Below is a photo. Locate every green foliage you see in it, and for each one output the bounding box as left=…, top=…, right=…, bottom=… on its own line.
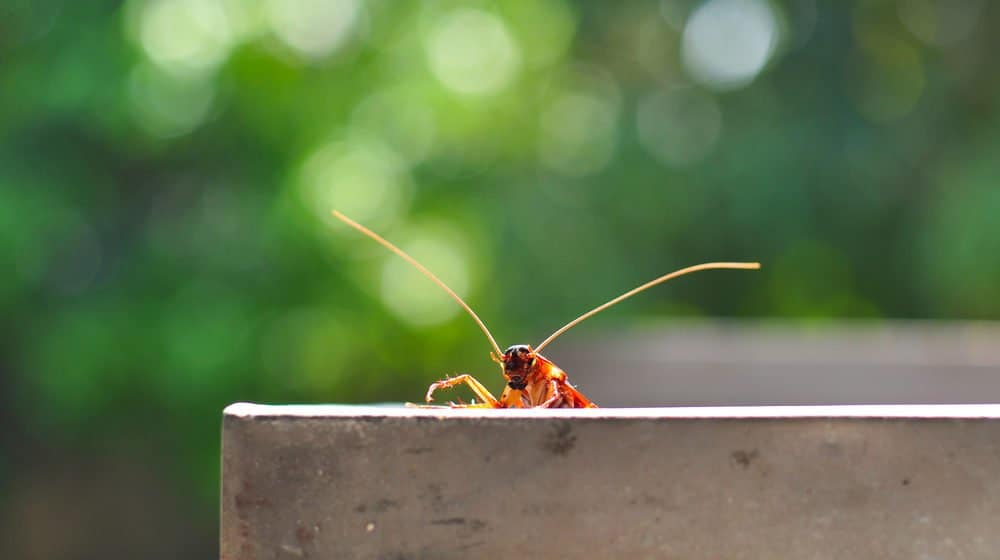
left=2, top=0, right=999, bottom=536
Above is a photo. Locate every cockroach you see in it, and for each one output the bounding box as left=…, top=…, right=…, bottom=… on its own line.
left=332, top=210, right=759, bottom=408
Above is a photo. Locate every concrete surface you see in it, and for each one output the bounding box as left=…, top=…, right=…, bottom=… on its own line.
left=222, top=403, right=1000, bottom=559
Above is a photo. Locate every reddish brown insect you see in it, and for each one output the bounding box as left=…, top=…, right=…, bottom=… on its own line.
left=332, top=210, right=759, bottom=408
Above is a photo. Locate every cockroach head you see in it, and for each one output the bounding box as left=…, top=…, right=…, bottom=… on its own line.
left=500, top=344, right=535, bottom=390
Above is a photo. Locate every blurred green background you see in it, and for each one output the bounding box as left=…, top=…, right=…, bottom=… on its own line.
left=2, top=0, right=999, bottom=557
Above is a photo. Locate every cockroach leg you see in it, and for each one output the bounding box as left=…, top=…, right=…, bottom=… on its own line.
left=425, top=374, right=499, bottom=407
left=539, top=380, right=562, bottom=408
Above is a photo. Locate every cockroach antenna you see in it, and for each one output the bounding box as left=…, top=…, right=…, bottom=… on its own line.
left=333, top=209, right=760, bottom=409
left=331, top=210, right=504, bottom=358
left=533, top=262, right=761, bottom=352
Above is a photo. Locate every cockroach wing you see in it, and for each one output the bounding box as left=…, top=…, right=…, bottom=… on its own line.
left=562, top=383, right=596, bottom=408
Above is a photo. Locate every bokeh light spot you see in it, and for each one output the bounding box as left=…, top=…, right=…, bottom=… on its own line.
left=681, top=0, right=780, bottom=91
left=897, top=0, right=983, bottom=47
left=138, top=0, right=233, bottom=76
left=265, top=0, right=362, bottom=59
left=539, top=92, right=618, bottom=176
left=426, top=9, right=521, bottom=95
left=380, top=227, right=470, bottom=326
left=351, top=89, right=437, bottom=166
left=502, top=0, right=576, bottom=69
left=637, top=89, right=723, bottom=167
left=847, top=37, right=925, bottom=123
left=298, top=137, right=408, bottom=227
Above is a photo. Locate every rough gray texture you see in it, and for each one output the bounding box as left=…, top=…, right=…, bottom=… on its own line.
left=222, top=404, right=1000, bottom=559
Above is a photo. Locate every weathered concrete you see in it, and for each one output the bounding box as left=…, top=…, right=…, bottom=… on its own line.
left=222, top=404, right=1000, bottom=559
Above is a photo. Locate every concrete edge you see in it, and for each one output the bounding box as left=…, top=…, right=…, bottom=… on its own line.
left=223, top=402, right=1000, bottom=419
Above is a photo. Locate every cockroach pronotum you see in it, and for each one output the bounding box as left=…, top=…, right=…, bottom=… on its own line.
left=332, top=210, right=759, bottom=408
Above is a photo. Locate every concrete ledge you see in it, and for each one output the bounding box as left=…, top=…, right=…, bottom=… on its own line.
left=222, top=404, right=1000, bottom=559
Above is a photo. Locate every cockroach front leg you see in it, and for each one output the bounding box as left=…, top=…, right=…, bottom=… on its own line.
left=425, top=374, right=500, bottom=408
left=538, top=380, right=564, bottom=408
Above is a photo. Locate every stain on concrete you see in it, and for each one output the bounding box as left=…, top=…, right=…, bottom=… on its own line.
left=295, top=524, right=316, bottom=544
left=731, top=449, right=758, bottom=469
left=355, top=499, right=399, bottom=514
left=374, top=499, right=399, bottom=512
left=403, top=447, right=434, bottom=455
left=421, top=483, right=446, bottom=514
left=544, top=422, right=577, bottom=456
left=431, top=518, right=487, bottom=530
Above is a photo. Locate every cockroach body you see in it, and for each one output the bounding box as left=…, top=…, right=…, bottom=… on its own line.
left=332, top=210, right=759, bottom=409
left=425, top=344, right=595, bottom=408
